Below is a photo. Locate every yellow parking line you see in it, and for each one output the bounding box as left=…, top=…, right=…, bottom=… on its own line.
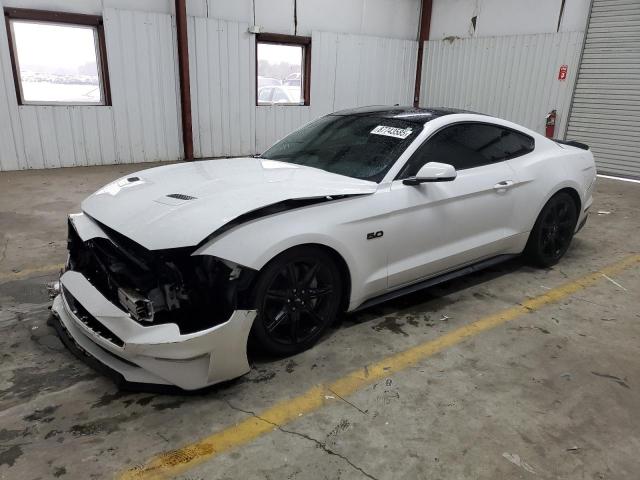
left=0, top=263, right=64, bottom=282
left=120, top=253, right=640, bottom=480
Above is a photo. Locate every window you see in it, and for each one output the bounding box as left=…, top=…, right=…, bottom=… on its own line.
left=256, top=33, right=310, bottom=106
left=4, top=8, right=111, bottom=105
left=258, top=86, right=274, bottom=103
left=272, top=87, right=291, bottom=103
left=399, top=122, right=535, bottom=177
left=261, top=114, right=422, bottom=182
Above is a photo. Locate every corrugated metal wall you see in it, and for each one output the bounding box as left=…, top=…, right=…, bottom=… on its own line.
left=566, top=0, right=640, bottom=179
left=419, top=31, right=584, bottom=136
left=0, top=7, right=182, bottom=171
left=332, top=33, right=418, bottom=111
left=255, top=106, right=313, bottom=154
left=188, top=21, right=418, bottom=156
left=188, top=17, right=256, bottom=158
left=104, top=9, right=182, bottom=165
left=256, top=32, right=417, bottom=152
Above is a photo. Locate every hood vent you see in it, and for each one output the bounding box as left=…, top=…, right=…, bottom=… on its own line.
left=166, top=193, right=197, bottom=201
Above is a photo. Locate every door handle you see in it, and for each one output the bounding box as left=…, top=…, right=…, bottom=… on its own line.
left=493, top=180, right=515, bottom=191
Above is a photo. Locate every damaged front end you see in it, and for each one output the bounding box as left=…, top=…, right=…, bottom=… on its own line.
left=66, top=215, right=256, bottom=331
left=50, top=213, right=257, bottom=390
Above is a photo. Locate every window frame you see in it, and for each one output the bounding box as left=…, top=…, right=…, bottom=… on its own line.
left=4, top=7, right=112, bottom=106
left=396, top=121, right=536, bottom=179
left=255, top=33, right=311, bottom=107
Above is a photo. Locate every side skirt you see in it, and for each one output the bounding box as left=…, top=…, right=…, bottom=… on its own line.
left=353, top=254, right=518, bottom=312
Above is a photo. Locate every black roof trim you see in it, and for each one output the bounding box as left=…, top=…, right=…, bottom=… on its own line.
left=330, top=105, right=482, bottom=123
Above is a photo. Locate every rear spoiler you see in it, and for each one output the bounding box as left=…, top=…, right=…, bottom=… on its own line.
left=554, top=139, right=590, bottom=151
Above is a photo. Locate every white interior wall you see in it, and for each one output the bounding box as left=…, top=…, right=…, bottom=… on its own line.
left=1, top=0, right=175, bottom=15
left=188, top=0, right=422, bottom=40
left=419, top=31, right=585, bottom=137
left=0, top=0, right=596, bottom=170
left=429, top=0, right=591, bottom=39
left=419, top=0, right=591, bottom=139
left=255, top=31, right=418, bottom=152
left=0, top=4, right=182, bottom=171
left=188, top=16, right=256, bottom=158
left=3, top=0, right=589, bottom=40
left=188, top=17, right=418, bottom=157
left=0, top=0, right=421, bottom=169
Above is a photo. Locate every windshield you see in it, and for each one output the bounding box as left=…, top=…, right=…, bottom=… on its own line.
left=261, top=115, right=423, bottom=182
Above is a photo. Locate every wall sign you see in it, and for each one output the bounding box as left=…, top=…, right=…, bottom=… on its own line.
left=558, top=65, right=568, bottom=80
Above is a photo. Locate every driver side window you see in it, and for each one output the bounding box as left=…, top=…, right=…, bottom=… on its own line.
left=399, top=122, right=534, bottom=178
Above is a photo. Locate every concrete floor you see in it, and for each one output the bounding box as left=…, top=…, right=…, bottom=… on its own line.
left=0, top=163, right=639, bottom=480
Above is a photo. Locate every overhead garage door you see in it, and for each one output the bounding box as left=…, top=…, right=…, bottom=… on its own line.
left=566, top=0, right=640, bottom=179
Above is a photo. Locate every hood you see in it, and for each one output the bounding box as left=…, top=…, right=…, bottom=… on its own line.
left=81, top=158, right=377, bottom=250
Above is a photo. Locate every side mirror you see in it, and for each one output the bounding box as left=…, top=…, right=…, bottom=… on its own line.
left=403, top=162, right=457, bottom=185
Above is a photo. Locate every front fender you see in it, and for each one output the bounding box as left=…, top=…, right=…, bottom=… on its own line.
left=192, top=196, right=390, bottom=311
left=196, top=227, right=357, bottom=274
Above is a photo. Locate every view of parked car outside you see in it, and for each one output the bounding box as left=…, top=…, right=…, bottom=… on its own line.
left=11, top=21, right=102, bottom=104
left=257, top=42, right=303, bottom=104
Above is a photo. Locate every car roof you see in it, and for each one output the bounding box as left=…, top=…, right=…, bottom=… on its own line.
left=330, top=105, right=482, bottom=123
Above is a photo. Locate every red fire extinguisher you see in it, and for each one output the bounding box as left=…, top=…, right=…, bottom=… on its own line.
left=545, top=110, right=557, bottom=138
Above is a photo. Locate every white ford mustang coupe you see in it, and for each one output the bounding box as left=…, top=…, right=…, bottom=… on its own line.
left=51, top=106, right=596, bottom=390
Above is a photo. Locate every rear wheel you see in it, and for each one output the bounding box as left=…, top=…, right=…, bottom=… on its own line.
left=524, top=192, right=578, bottom=267
left=251, top=246, right=343, bottom=356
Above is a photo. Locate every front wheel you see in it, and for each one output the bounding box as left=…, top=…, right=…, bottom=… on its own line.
left=524, top=191, right=578, bottom=267
left=251, top=246, right=343, bottom=356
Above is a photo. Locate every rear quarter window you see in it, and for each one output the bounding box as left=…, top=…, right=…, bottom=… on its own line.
left=400, top=122, right=535, bottom=177
left=487, top=127, right=535, bottom=160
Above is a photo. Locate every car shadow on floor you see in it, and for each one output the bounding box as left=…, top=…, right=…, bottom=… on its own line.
left=340, top=256, right=530, bottom=329
left=247, top=255, right=532, bottom=367
left=50, top=248, right=580, bottom=398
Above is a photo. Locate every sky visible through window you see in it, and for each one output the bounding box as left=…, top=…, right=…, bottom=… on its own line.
left=257, top=43, right=303, bottom=104
left=12, top=21, right=102, bottom=104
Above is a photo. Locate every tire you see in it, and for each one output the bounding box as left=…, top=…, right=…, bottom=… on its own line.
left=524, top=191, right=578, bottom=267
left=250, top=246, right=343, bottom=356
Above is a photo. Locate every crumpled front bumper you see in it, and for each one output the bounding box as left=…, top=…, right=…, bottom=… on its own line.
left=51, top=270, right=256, bottom=391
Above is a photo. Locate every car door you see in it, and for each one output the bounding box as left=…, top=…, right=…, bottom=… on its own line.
left=386, top=122, right=531, bottom=289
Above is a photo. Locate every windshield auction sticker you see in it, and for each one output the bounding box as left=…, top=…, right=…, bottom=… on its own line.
left=370, top=125, right=413, bottom=139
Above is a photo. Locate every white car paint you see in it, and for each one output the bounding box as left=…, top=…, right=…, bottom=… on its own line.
left=51, top=110, right=596, bottom=390
left=54, top=272, right=256, bottom=390
left=199, top=113, right=595, bottom=309
left=81, top=158, right=377, bottom=250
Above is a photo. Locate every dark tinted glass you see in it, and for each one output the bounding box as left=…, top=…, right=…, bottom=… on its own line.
left=262, top=115, right=423, bottom=182
left=400, top=123, right=534, bottom=177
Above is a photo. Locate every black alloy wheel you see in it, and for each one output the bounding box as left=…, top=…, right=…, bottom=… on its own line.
left=525, top=191, right=578, bottom=267
left=252, top=246, right=343, bottom=356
